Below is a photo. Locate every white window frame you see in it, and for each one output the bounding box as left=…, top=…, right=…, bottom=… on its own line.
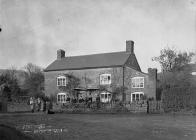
left=57, top=75, right=67, bottom=86
left=100, top=74, right=111, bottom=85
left=131, top=92, right=144, bottom=102
left=57, top=92, right=67, bottom=103
left=191, top=72, right=196, bottom=75
left=100, top=92, right=112, bottom=103
left=131, top=77, right=144, bottom=88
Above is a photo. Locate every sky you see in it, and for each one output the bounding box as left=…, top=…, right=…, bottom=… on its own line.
left=0, top=0, right=196, bottom=72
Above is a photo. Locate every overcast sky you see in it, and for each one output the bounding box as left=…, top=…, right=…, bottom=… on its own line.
left=0, top=0, right=196, bottom=72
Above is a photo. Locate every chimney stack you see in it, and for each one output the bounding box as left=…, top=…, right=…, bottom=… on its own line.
left=57, top=49, right=65, bottom=60
left=126, top=40, right=134, bottom=53
left=148, top=68, right=157, bottom=80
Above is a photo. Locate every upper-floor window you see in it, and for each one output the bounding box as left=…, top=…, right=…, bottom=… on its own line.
left=131, top=77, right=144, bottom=88
left=57, top=75, right=67, bottom=86
left=100, top=74, right=111, bottom=85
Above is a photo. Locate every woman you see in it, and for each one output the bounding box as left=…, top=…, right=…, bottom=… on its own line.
left=30, top=97, right=34, bottom=113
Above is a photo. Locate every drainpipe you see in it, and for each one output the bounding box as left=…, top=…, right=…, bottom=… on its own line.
left=122, top=66, right=125, bottom=103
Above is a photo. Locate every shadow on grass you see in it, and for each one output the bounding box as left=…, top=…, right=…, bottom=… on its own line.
left=0, top=124, right=34, bottom=140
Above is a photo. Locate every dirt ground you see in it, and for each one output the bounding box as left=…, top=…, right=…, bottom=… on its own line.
left=0, top=113, right=196, bottom=140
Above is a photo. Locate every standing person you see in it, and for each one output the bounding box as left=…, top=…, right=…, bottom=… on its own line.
left=40, top=99, right=44, bottom=112
left=37, top=97, right=41, bottom=112
left=96, top=95, right=100, bottom=109
left=30, top=97, right=34, bottom=113
left=46, top=101, right=49, bottom=114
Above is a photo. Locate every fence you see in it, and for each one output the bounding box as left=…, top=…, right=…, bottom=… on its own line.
left=148, top=100, right=163, bottom=113
left=162, top=87, right=196, bottom=112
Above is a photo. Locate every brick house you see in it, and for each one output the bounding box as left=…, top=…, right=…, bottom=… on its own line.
left=44, top=40, right=157, bottom=103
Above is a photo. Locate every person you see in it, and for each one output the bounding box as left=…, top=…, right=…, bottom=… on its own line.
left=96, top=95, right=100, bottom=109
left=37, top=97, right=41, bottom=112
left=40, top=99, right=44, bottom=112
left=30, top=97, right=34, bottom=113
left=45, top=101, right=49, bottom=114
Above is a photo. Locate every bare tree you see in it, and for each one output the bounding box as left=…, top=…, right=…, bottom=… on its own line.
left=23, top=63, right=44, bottom=97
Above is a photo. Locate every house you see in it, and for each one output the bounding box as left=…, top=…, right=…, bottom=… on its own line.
left=44, top=40, right=157, bottom=103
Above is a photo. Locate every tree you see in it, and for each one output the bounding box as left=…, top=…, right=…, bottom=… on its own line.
left=152, top=47, right=195, bottom=72
left=173, top=52, right=195, bottom=71
left=0, top=68, right=20, bottom=100
left=23, top=63, right=44, bottom=97
left=153, top=47, right=195, bottom=92
left=152, top=47, right=177, bottom=72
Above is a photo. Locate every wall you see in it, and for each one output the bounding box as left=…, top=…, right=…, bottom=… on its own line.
left=44, top=67, right=124, bottom=98
left=124, top=67, right=157, bottom=103
left=45, top=66, right=157, bottom=103
left=7, top=102, right=31, bottom=112
left=162, top=87, right=196, bottom=112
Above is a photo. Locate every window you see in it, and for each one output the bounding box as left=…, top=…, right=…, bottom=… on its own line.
left=57, top=76, right=67, bottom=86
left=100, top=74, right=111, bottom=85
left=191, top=72, right=196, bottom=75
left=57, top=93, right=67, bottom=103
left=131, top=92, right=144, bottom=102
left=131, top=77, right=144, bottom=88
left=100, top=92, right=112, bottom=103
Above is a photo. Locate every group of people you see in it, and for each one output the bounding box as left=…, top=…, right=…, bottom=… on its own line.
left=29, top=97, right=43, bottom=113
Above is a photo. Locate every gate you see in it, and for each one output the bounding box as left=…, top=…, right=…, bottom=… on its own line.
left=148, top=100, right=163, bottom=113
left=0, top=96, right=7, bottom=113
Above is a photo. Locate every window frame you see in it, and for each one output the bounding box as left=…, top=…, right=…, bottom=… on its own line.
left=131, top=92, right=144, bottom=102
left=100, top=92, right=112, bottom=103
left=57, top=92, right=67, bottom=103
left=57, top=75, right=67, bottom=86
left=100, top=73, right=111, bottom=85
left=131, top=77, right=144, bottom=88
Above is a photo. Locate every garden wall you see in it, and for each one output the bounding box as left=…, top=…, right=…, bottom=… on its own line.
left=7, top=102, right=31, bottom=112
left=52, top=101, right=148, bottom=113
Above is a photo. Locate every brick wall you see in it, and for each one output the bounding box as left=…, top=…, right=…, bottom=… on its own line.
left=44, top=67, right=124, bottom=97
left=45, top=66, right=157, bottom=102
left=124, top=67, right=157, bottom=103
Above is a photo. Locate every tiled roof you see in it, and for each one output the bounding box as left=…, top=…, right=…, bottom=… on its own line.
left=45, top=51, right=135, bottom=71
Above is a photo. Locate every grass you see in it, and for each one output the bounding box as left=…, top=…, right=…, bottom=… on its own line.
left=0, top=113, right=196, bottom=140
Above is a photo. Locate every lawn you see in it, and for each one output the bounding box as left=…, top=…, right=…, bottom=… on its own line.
left=0, top=113, right=196, bottom=140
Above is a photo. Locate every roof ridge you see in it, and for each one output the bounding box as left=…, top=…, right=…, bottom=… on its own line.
left=63, top=51, right=130, bottom=59
left=45, top=51, right=133, bottom=71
